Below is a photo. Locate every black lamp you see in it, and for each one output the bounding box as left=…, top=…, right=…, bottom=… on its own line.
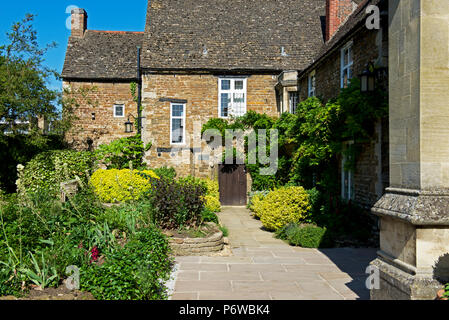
left=360, top=64, right=376, bottom=93
left=124, top=116, right=134, bottom=133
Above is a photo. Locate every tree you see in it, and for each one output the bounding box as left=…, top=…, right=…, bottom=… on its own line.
left=0, top=14, right=58, bottom=135
left=0, top=14, right=65, bottom=192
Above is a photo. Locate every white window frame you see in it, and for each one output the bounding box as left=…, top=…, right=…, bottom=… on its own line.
left=113, top=104, right=125, bottom=118
left=218, top=77, right=247, bottom=118
left=170, top=103, right=186, bottom=145
left=308, top=70, right=316, bottom=97
left=341, top=140, right=355, bottom=201
left=340, top=41, right=354, bottom=88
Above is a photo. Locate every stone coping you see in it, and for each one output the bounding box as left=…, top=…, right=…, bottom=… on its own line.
left=371, top=188, right=449, bottom=226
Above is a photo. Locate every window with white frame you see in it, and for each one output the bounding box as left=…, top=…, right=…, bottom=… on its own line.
left=308, top=71, right=316, bottom=97
left=289, top=91, right=299, bottom=114
left=218, top=78, right=247, bottom=118
left=341, top=42, right=353, bottom=88
left=113, top=104, right=125, bottom=118
left=341, top=141, right=355, bottom=201
left=170, top=103, right=185, bottom=145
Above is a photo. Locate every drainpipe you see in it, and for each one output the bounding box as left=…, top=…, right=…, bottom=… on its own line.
left=137, top=46, right=142, bottom=137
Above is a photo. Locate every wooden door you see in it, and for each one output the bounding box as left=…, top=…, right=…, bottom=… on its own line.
left=218, top=164, right=247, bottom=206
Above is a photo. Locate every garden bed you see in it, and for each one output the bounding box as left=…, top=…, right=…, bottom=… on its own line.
left=0, top=286, right=95, bottom=300
left=166, top=223, right=225, bottom=256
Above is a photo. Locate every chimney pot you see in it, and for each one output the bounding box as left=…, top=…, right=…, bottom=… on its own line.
left=71, top=8, right=88, bottom=38
left=325, top=0, right=355, bottom=42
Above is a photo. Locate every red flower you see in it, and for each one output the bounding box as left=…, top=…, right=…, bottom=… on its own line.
left=90, top=246, right=99, bottom=262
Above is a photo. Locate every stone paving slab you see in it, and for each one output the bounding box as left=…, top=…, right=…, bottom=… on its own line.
left=171, top=207, right=377, bottom=300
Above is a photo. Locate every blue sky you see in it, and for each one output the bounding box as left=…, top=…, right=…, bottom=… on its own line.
left=0, top=1, right=148, bottom=91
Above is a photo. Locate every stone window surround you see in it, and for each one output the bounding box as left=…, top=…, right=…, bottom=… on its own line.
left=113, top=103, right=125, bottom=118
left=218, top=77, right=247, bottom=118
left=170, top=102, right=186, bottom=146
left=340, top=40, right=353, bottom=89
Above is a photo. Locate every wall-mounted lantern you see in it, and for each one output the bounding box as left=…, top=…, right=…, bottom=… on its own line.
left=359, top=62, right=388, bottom=93
left=360, top=68, right=376, bottom=93
left=124, top=115, right=135, bottom=133
left=360, top=62, right=376, bottom=93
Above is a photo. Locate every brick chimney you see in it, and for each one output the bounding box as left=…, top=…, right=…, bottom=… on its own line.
left=71, top=8, right=88, bottom=38
left=325, top=0, right=355, bottom=42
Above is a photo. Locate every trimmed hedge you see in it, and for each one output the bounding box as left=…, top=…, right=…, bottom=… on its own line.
left=91, top=169, right=159, bottom=203
left=21, top=150, right=95, bottom=197
left=252, top=186, right=311, bottom=231
left=278, top=223, right=328, bottom=248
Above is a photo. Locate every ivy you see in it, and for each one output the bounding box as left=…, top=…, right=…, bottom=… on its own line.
left=201, top=79, right=388, bottom=195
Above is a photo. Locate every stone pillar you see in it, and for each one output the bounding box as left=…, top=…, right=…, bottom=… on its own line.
left=371, top=0, right=449, bottom=300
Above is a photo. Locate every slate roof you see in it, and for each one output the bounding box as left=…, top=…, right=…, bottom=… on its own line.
left=141, top=0, right=326, bottom=72
left=62, top=30, right=143, bottom=80
left=299, top=0, right=383, bottom=77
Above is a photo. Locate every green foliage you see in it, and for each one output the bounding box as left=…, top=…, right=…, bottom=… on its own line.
left=0, top=14, right=59, bottom=136
left=21, top=251, right=58, bottom=289
left=0, top=180, right=172, bottom=299
left=219, top=226, right=229, bottom=237
left=96, top=201, right=153, bottom=232
left=80, top=227, right=173, bottom=300
left=251, top=186, right=311, bottom=231
left=149, top=176, right=206, bottom=229
left=95, top=135, right=150, bottom=170
left=0, top=134, right=66, bottom=193
left=200, top=208, right=219, bottom=224
left=90, top=169, right=159, bottom=203
left=152, top=166, right=177, bottom=180
left=276, top=223, right=329, bottom=248
left=21, top=150, right=95, bottom=197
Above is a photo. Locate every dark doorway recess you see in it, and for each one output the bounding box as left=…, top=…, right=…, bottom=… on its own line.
left=218, top=164, right=247, bottom=206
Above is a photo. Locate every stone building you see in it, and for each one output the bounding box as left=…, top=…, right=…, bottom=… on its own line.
left=62, top=1, right=327, bottom=175
left=297, top=0, right=389, bottom=209
left=62, top=1, right=390, bottom=199
left=62, top=9, right=143, bottom=150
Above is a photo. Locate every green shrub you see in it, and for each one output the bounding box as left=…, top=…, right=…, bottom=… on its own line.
left=201, top=208, right=219, bottom=224
left=149, top=177, right=206, bottom=229
left=252, top=186, right=311, bottom=231
left=247, top=190, right=269, bottom=212
left=152, top=167, right=177, bottom=180
left=284, top=224, right=328, bottom=248
left=201, top=178, right=221, bottom=212
left=95, top=135, right=151, bottom=170
left=80, top=227, right=173, bottom=300
left=0, top=134, right=66, bottom=193
left=96, top=201, right=153, bottom=232
left=275, top=222, right=297, bottom=241
left=21, top=150, right=95, bottom=197
left=90, top=169, right=159, bottom=203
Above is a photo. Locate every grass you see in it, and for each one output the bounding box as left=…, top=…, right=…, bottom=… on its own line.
left=219, top=225, right=229, bottom=237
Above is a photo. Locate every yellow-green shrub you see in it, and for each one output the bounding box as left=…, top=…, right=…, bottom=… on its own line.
left=253, top=186, right=311, bottom=231
left=91, top=169, right=159, bottom=203
left=201, top=178, right=221, bottom=212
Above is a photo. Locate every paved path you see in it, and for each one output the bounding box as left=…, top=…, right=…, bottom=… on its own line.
left=171, top=207, right=377, bottom=300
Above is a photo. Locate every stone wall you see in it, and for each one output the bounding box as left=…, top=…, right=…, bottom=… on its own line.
left=298, top=27, right=381, bottom=102
left=64, top=81, right=137, bottom=150
left=141, top=73, right=279, bottom=177
left=297, top=27, right=388, bottom=208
